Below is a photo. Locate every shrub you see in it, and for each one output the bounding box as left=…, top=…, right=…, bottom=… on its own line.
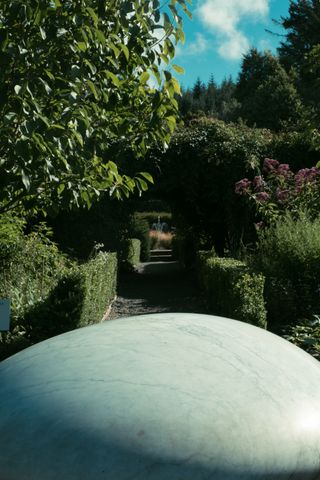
left=149, top=118, right=320, bottom=257
left=253, top=212, right=320, bottom=327
left=197, top=253, right=267, bottom=328
left=0, top=219, right=71, bottom=330
left=23, top=251, right=118, bottom=343
left=0, top=216, right=118, bottom=356
left=235, top=159, right=320, bottom=225
left=0, top=216, right=74, bottom=357
left=120, top=238, right=140, bottom=271
left=129, top=214, right=150, bottom=261
left=282, top=316, right=320, bottom=361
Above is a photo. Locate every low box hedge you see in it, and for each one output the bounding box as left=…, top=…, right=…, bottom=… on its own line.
left=120, top=238, right=141, bottom=271
left=197, top=253, right=267, bottom=329
left=2, top=251, right=118, bottom=349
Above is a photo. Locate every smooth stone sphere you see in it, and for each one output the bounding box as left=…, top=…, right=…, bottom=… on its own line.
left=1, top=313, right=320, bottom=480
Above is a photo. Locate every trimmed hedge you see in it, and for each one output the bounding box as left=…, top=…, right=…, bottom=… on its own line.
left=0, top=251, right=117, bottom=358
left=79, top=251, right=117, bottom=326
left=129, top=214, right=150, bottom=262
left=121, top=238, right=141, bottom=271
left=23, top=251, right=117, bottom=343
left=197, top=253, right=267, bottom=328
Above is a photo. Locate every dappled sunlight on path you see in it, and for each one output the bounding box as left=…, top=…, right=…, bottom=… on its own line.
left=108, top=261, right=205, bottom=320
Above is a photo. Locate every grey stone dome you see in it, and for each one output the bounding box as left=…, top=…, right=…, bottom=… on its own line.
left=1, top=313, right=320, bottom=479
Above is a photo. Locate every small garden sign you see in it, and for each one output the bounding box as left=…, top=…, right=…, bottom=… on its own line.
left=0, top=299, right=10, bottom=331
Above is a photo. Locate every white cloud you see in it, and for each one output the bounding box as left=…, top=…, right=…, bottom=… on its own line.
left=197, top=0, right=269, bottom=60
left=258, top=38, right=273, bottom=52
left=217, top=31, right=249, bottom=60
left=176, top=32, right=209, bottom=57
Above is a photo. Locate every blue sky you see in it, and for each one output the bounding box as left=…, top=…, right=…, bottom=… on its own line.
left=174, top=0, right=291, bottom=88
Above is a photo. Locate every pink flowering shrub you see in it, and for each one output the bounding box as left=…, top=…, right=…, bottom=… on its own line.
left=235, top=158, right=320, bottom=224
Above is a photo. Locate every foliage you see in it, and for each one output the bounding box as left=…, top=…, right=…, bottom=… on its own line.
left=77, top=251, right=117, bottom=326
left=49, top=197, right=151, bottom=263
left=235, top=159, right=320, bottom=225
left=149, top=230, right=173, bottom=249
left=179, top=75, right=239, bottom=121
left=278, top=0, right=320, bottom=114
left=148, top=119, right=320, bottom=259
left=197, top=252, right=267, bottom=328
left=0, top=215, right=74, bottom=357
left=22, top=251, right=117, bottom=343
left=128, top=214, right=150, bottom=262
left=121, top=238, right=140, bottom=271
left=152, top=118, right=274, bottom=256
left=134, top=211, right=172, bottom=228
left=0, top=0, right=190, bottom=215
left=283, top=316, right=320, bottom=361
left=0, top=217, right=71, bottom=329
left=49, top=197, right=133, bottom=260
left=253, top=212, right=320, bottom=327
left=235, top=49, right=304, bottom=131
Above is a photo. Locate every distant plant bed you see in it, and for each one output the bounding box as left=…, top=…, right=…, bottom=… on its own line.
left=197, top=251, right=267, bottom=329
left=282, top=317, right=320, bottom=362
left=135, top=211, right=172, bottom=228
left=150, top=231, right=173, bottom=250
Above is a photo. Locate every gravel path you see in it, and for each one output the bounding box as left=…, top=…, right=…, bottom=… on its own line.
left=108, top=261, right=206, bottom=320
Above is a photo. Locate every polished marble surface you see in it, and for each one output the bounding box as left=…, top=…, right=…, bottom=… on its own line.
left=1, top=313, right=320, bottom=479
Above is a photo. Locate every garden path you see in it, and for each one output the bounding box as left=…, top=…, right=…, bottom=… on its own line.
left=108, top=260, right=206, bottom=320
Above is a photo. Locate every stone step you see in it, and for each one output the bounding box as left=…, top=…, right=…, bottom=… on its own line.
left=150, top=249, right=172, bottom=262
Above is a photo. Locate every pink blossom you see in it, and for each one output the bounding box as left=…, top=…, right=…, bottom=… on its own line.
left=255, top=191, right=270, bottom=203
left=253, top=175, right=264, bottom=192
left=263, top=158, right=279, bottom=174
left=277, top=164, right=292, bottom=178
left=235, top=178, right=252, bottom=196
left=295, top=167, right=320, bottom=189
left=275, top=187, right=289, bottom=203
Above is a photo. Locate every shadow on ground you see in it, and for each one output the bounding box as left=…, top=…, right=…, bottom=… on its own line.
left=108, top=261, right=206, bottom=320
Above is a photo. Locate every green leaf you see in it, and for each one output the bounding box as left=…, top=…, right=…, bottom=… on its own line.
left=21, top=170, right=30, bottom=191
left=72, top=130, right=84, bottom=147
left=44, top=69, right=55, bottom=81
left=40, top=27, right=46, bottom=40
left=96, top=30, right=106, bottom=45
left=120, top=44, right=129, bottom=61
left=171, top=77, right=181, bottom=95
left=77, top=42, right=87, bottom=52
left=86, top=7, right=99, bottom=27
left=138, top=171, right=154, bottom=184
left=87, top=80, right=99, bottom=99
left=110, top=42, right=120, bottom=58
left=172, top=64, right=185, bottom=74
left=14, top=85, right=22, bottom=95
left=106, top=71, right=120, bottom=87
left=84, top=59, right=97, bottom=75
left=140, top=71, right=150, bottom=84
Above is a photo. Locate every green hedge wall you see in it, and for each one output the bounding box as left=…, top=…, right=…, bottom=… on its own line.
left=197, top=252, right=267, bottom=329
left=121, top=238, right=141, bottom=271
left=0, top=251, right=118, bottom=359
left=23, top=251, right=118, bottom=343
left=129, top=214, right=150, bottom=262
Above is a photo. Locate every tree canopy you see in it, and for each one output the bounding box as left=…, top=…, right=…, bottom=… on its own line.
left=235, top=49, right=304, bottom=131
left=278, top=0, right=320, bottom=114
left=0, top=0, right=190, bottom=215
